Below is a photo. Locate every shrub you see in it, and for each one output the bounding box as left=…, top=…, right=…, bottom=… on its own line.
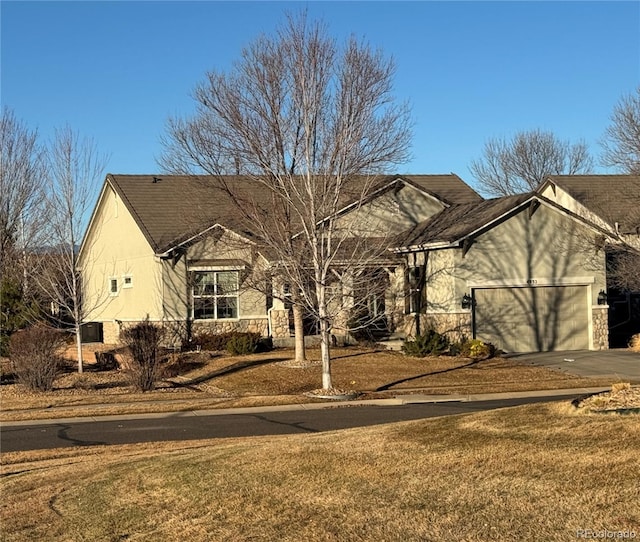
left=455, top=339, right=497, bottom=359
left=226, top=333, right=261, bottom=355
left=9, top=324, right=66, bottom=391
left=402, top=330, right=450, bottom=357
left=190, top=331, right=272, bottom=355
left=120, top=318, right=165, bottom=391
left=629, top=334, right=640, bottom=353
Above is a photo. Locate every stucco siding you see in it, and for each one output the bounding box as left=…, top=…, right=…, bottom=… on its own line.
left=81, top=185, right=162, bottom=325
left=335, top=184, right=446, bottom=237
left=458, top=204, right=607, bottom=303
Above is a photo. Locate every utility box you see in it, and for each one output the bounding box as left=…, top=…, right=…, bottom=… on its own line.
left=80, top=322, right=104, bottom=343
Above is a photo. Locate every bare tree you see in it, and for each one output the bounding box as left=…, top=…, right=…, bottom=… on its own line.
left=0, top=108, right=47, bottom=286
left=0, top=109, right=49, bottom=352
left=470, top=129, right=593, bottom=196
left=35, top=126, right=107, bottom=373
left=160, top=12, right=411, bottom=390
left=602, top=86, right=640, bottom=175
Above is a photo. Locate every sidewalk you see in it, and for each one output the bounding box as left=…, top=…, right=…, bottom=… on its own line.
left=1, top=386, right=610, bottom=427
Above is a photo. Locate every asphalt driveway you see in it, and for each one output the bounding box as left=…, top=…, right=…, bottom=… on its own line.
left=507, top=349, right=640, bottom=382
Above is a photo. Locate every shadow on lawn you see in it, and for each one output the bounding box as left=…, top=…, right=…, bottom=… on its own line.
left=170, top=357, right=290, bottom=388
left=375, top=359, right=481, bottom=391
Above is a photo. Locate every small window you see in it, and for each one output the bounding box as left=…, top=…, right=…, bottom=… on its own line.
left=109, top=278, right=118, bottom=296
left=122, top=275, right=133, bottom=289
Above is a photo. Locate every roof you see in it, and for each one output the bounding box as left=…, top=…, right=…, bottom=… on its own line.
left=542, top=175, right=640, bottom=234
left=394, top=174, right=482, bottom=205
left=394, top=193, right=532, bottom=250
left=105, top=173, right=481, bottom=254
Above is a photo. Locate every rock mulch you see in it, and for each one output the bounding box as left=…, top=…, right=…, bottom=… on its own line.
left=576, top=383, right=640, bottom=412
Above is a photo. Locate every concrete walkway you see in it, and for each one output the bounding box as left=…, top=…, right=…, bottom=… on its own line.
left=506, top=349, right=640, bottom=382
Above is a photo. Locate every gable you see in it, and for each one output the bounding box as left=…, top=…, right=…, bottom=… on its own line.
left=539, top=175, right=640, bottom=235
left=78, top=181, right=155, bottom=267
left=462, top=201, right=604, bottom=281
left=334, top=181, right=450, bottom=237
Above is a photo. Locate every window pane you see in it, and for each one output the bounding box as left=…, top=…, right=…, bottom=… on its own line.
left=216, top=271, right=238, bottom=295
left=217, top=297, right=238, bottom=319
left=194, top=272, right=216, bottom=295
left=194, top=298, right=215, bottom=320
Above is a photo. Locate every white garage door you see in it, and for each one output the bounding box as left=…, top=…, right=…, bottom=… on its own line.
left=474, top=286, right=589, bottom=352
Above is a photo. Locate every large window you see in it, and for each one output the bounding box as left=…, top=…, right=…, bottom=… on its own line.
left=192, top=271, right=239, bottom=320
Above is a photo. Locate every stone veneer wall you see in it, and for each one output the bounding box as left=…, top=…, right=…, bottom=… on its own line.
left=402, top=312, right=472, bottom=343
left=592, top=307, right=609, bottom=350
left=269, top=309, right=291, bottom=339
left=102, top=321, right=120, bottom=345
left=192, top=318, right=269, bottom=337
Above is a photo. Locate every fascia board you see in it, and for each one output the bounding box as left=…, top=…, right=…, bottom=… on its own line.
left=157, top=223, right=256, bottom=258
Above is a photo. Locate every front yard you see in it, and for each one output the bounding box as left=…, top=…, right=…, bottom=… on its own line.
left=1, top=401, right=638, bottom=541
left=0, top=346, right=617, bottom=421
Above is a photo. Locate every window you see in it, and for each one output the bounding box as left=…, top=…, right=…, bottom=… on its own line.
left=405, top=267, right=423, bottom=314
left=109, top=278, right=118, bottom=296
left=192, top=271, right=239, bottom=320
left=122, top=275, right=133, bottom=289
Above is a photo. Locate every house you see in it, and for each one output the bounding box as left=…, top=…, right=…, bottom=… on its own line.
left=392, top=174, right=640, bottom=352
left=77, top=173, right=480, bottom=345
left=79, top=172, right=639, bottom=352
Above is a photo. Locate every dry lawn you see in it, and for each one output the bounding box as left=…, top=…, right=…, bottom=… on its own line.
left=1, top=402, right=638, bottom=541
left=1, top=347, right=617, bottom=422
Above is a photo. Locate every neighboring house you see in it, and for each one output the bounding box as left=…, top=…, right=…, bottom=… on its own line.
left=538, top=175, right=640, bottom=347
left=392, top=174, right=640, bottom=352
left=78, top=173, right=480, bottom=345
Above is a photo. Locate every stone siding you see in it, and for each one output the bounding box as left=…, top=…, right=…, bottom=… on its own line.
left=270, top=309, right=291, bottom=339
left=592, top=307, right=609, bottom=350
left=192, top=318, right=269, bottom=337
left=402, top=312, right=472, bottom=343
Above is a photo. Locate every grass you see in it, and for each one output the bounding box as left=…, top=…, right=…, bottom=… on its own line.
left=1, top=402, right=638, bottom=541
left=0, top=347, right=618, bottom=422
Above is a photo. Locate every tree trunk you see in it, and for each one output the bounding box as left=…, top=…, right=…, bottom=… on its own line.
left=317, top=279, right=332, bottom=389
left=292, top=303, right=306, bottom=363
left=320, top=316, right=332, bottom=389
left=75, top=323, right=84, bottom=374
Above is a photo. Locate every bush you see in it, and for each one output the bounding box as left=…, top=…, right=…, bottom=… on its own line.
left=226, top=333, right=261, bottom=355
left=120, top=318, right=165, bottom=391
left=402, top=330, right=450, bottom=357
left=9, top=324, right=66, bottom=391
left=190, top=331, right=272, bottom=355
left=453, top=339, right=497, bottom=359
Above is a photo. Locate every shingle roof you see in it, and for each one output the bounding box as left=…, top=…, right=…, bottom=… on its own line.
left=394, top=193, right=532, bottom=249
left=543, top=175, right=640, bottom=234
left=107, top=173, right=480, bottom=254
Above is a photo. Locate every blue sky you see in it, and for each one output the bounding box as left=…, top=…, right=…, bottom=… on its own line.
left=2, top=1, right=639, bottom=194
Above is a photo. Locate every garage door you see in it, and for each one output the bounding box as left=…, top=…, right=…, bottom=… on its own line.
left=474, top=286, right=589, bottom=352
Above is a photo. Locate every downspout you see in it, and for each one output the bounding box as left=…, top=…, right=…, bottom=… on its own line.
left=267, top=306, right=274, bottom=337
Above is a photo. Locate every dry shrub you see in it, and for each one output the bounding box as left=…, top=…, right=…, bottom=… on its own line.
left=120, top=318, right=164, bottom=391
left=629, top=333, right=640, bottom=352
left=611, top=382, right=631, bottom=393
left=8, top=324, right=66, bottom=391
